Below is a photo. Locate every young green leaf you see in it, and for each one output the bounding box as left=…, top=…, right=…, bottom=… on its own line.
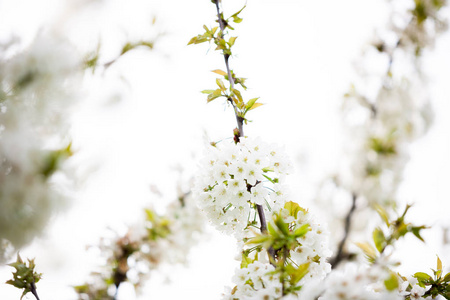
left=229, top=5, right=246, bottom=23
left=373, top=227, right=386, bottom=253
left=228, top=36, right=237, bottom=47
left=355, top=242, right=378, bottom=263
left=245, top=97, right=259, bottom=110
left=201, top=89, right=216, bottom=94
left=212, top=69, right=227, bottom=76
left=384, top=272, right=399, bottom=291
left=373, top=204, right=390, bottom=227
left=286, top=262, right=310, bottom=285
left=274, top=214, right=290, bottom=236
left=248, top=102, right=263, bottom=111
left=414, top=272, right=432, bottom=283
left=207, top=89, right=223, bottom=102
left=284, top=201, right=302, bottom=219
left=294, top=224, right=310, bottom=238
left=216, top=78, right=226, bottom=91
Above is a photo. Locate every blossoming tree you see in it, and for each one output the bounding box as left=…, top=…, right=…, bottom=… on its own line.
left=2, top=0, right=450, bottom=299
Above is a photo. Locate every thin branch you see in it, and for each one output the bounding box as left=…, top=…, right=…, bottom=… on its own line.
left=213, top=0, right=274, bottom=263
left=214, top=0, right=244, bottom=137
left=330, top=193, right=357, bottom=267
left=30, top=281, right=40, bottom=300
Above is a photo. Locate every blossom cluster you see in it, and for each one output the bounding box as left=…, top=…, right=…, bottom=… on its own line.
left=399, top=276, right=433, bottom=300
left=193, top=137, right=332, bottom=299
left=285, top=208, right=332, bottom=282
left=0, top=31, right=82, bottom=262
left=222, top=206, right=332, bottom=300
left=337, top=0, right=446, bottom=205
left=75, top=190, right=206, bottom=299
left=139, top=191, right=206, bottom=267
left=193, top=137, right=292, bottom=237
left=223, top=261, right=281, bottom=300
left=314, top=0, right=448, bottom=252
left=299, top=262, right=403, bottom=300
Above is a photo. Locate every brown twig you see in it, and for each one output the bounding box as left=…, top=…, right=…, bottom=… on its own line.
left=30, top=281, right=41, bottom=300
left=330, top=193, right=357, bottom=267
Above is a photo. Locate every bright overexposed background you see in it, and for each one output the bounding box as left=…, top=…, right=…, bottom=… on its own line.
left=0, top=0, right=450, bottom=299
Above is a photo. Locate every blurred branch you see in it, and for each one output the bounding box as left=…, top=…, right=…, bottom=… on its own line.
left=330, top=193, right=357, bottom=267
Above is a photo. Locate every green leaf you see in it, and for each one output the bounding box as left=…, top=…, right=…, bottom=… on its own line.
left=216, top=78, right=226, bottom=91
left=411, top=225, right=427, bottom=242
left=201, top=89, right=215, bottom=94
left=211, top=69, right=227, bottom=76
left=274, top=214, right=290, bottom=236
left=262, top=174, right=275, bottom=184
left=232, top=16, right=243, bottom=23
left=20, top=289, right=30, bottom=300
left=229, top=5, right=246, bottom=23
left=6, top=254, right=42, bottom=300
left=231, top=88, right=244, bottom=109
left=287, top=262, right=310, bottom=285
left=384, top=272, right=399, bottom=291
left=240, top=252, right=253, bottom=269
left=215, top=38, right=228, bottom=50
left=373, top=204, right=390, bottom=227
left=232, top=88, right=243, bottom=102
left=207, top=89, right=223, bottom=102
left=294, top=224, right=310, bottom=238
left=188, top=36, right=208, bottom=45
left=228, top=36, right=237, bottom=47
left=373, top=227, right=386, bottom=253
left=246, top=235, right=270, bottom=245
left=414, top=272, right=432, bottom=283
left=284, top=201, right=302, bottom=219
left=355, top=242, right=377, bottom=263
left=267, top=221, right=277, bottom=236
left=249, top=103, right=263, bottom=111
left=245, top=97, right=258, bottom=109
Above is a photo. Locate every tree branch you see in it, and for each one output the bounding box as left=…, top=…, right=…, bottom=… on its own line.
left=214, top=0, right=244, bottom=137
left=330, top=193, right=357, bottom=267
left=213, top=0, right=274, bottom=263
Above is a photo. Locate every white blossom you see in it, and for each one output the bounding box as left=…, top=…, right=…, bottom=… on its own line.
left=0, top=31, right=82, bottom=261
left=193, top=137, right=292, bottom=239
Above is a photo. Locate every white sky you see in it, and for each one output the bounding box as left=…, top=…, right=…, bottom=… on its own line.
left=0, top=0, right=450, bottom=299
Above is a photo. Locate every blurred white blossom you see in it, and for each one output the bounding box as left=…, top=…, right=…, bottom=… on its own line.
left=0, top=31, right=82, bottom=262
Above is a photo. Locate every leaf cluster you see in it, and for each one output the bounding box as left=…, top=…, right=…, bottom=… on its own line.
left=356, top=204, right=427, bottom=263
left=188, top=4, right=263, bottom=122
left=247, top=202, right=309, bottom=253
left=6, top=254, right=42, bottom=300
left=405, top=257, right=450, bottom=299
left=246, top=202, right=311, bottom=294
